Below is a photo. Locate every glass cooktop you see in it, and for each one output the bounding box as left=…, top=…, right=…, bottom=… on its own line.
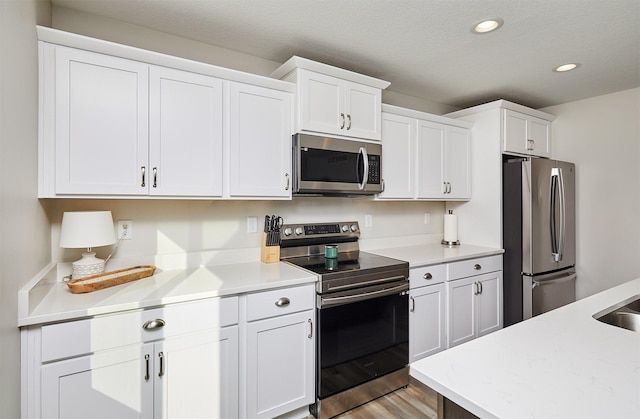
left=285, top=251, right=408, bottom=276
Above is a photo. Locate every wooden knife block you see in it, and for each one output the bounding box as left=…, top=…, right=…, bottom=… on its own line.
left=260, top=232, right=280, bottom=263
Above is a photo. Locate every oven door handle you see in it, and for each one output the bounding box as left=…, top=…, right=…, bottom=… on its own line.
left=320, top=282, right=408, bottom=308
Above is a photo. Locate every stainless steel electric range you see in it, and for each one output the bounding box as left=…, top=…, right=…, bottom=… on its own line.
left=280, top=221, right=410, bottom=419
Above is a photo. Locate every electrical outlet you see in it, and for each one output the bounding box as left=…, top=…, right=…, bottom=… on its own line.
left=117, top=220, right=133, bottom=240
left=424, top=213, right=431, bottom=224
left=364, top=214, right=373, bottom=228
left=247, top=216, right=258, bottom=233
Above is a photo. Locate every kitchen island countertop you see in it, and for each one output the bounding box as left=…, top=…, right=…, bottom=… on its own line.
left=411, top=277, right=640, bottom=419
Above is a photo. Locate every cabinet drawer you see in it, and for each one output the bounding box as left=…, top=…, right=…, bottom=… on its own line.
left=220, top=296, right=239, bottom=327
left=247, top=284, right=315, bottom=322
left=409, top=264, right=446, bottom=288
left=447, top=255, right=502, bottom=281
left=41, top=298, right=219, bottom=362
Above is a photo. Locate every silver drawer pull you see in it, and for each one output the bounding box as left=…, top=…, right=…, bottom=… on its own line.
left=275, top=297, right=291, bottom=307
left=474, top=264, right=482, bottom=270
left=423, top=272, right=433, bottom=280
left=142, top=319, right=166, bottom=330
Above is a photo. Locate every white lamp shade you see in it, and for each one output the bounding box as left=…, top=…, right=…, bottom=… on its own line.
left=59, top=211, right=116, bottom=249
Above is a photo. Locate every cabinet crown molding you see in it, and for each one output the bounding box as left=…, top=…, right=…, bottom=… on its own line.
left=445, top=99, right=556, bottom=122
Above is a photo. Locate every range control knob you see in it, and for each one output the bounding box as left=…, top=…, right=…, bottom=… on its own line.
left=283, top=227, right=293, bottom=236
left=294, top=227, right=304, bottom=236
left=350, top=224, right=358, bottom=232
left=341, top=225, right=349, bottom=232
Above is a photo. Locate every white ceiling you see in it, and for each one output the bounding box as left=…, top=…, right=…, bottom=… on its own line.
left=52, top=0, right=640, bottom=109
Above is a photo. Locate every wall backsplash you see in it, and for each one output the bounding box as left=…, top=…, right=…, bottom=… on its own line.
left=50, top=198, right=446, bottom=264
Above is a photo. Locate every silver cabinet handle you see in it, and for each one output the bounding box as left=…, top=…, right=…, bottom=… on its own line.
left=423, top=272, right=432, bottom=280
left=346, top=114, right=352, bottom=130
left=410, top=296, right=415, bottom=312
left=285, top=173, right=290, bottom=191
left=479, top=281, right=483, bottom=294
left=340, top=113, right=345, bottom=129
left=530, top=139, right=535, bottom=150
left=275, top=297, right=290, bottom=307
left=474, top=264, right=482, bottom=270
left=141, top=166, right=146, bottom=187
left=144, top=354, right=150, bottom=381
left=142, top=319, right=166, bottom=330
left=158, top=352, right=164, bottom=377
left=152, top=167, right=157, bottom=188
left=448, top=182, right=452, bottom=193
left=474, top=281, right=479, bottom=295
left=308, top=319, right=313, bottom=339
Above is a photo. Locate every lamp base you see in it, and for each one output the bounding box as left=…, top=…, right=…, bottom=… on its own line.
left=72, top=252, right=106, bottom=279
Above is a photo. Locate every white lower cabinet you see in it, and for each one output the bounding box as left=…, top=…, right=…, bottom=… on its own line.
left=446, top=256, right=503, bottom=348
left=23, top=298, right=237, bottom=419
left=409, top=264, right=447, bottom=362
left=244, top=285, right=315, bottom=419
left=22, top=286, right=315, bottom=419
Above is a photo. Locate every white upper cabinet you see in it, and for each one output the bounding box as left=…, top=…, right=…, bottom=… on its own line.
left=38, top=27, right=295, bottom=199
left=272, top=56, right=389, bottom=141
left=149, top=66, right=224, bottom=197
left=378, top=112, right=415, bottom=198
left=378, top=104, right=472, bottom=201
left=503, top=109, right=551, bottom=157
left=49, top=45, right=149, bottom=196
left=227, top=82, right=293, bottom=199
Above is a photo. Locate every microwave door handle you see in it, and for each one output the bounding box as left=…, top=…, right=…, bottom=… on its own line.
left=358, top=147, right=369, bottom=190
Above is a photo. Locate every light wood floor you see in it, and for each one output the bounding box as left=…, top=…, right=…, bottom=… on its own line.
left=332, top=377, right=438, bottom=419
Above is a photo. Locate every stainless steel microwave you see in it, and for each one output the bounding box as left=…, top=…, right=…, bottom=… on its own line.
left=292, top=133, right=382, bottom=195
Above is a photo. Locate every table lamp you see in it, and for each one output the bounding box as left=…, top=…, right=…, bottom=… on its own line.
left=59, top=211, right=116, bottom=279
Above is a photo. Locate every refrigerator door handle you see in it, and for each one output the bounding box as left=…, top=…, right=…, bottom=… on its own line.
left=558, top=167, right=566, bottom=262
left=550, top=167, right=565, bottom=262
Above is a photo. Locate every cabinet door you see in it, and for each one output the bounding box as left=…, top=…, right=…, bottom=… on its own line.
left=410, top=283, right=446, bottom=362
left=343, top=82, right=382, bottom=140
left=54, top=46, right=149, bottom=195
left=445, top=126, right=471, bottom=199
left=528, top=116, right=551, bottom=158
left=503, top=109, right=529, bottom=156
left=246, top=310, right=314, bottom=419
left=378, top=112, right=415, bottom=199
left=446, top=276, right=477, bottom=348
left=298, top=70, right=343, bottom=136
left=416, top=120, right=445, bottom=198
left=228, top=82, right=292, bottom=198
left=149, top=67, right=223, bottom=196
left=476, top=271, right=503, bottom=337
left=41, top=344, right=153, bottom=419
left=154, top=330, right=225, bottom=419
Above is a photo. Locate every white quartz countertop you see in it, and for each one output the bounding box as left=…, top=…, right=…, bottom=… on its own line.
left=411, top=278, right=640, bottom=419
left=368, top=243, right=503, bottom=267
left=19, top=261, right=317, bottom=327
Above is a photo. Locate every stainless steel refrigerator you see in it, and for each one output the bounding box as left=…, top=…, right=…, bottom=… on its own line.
left=503, top=157, right=576, bottom=326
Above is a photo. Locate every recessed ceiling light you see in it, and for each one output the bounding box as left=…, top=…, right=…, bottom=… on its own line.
left=553, top=63, right=581, bottom=72
left=471, top=18, right=504, bottom=34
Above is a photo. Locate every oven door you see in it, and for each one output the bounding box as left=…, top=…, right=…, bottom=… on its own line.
left=317, top=280, right=409, bottom=399
left=293, top=133, right=382, bottom=195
